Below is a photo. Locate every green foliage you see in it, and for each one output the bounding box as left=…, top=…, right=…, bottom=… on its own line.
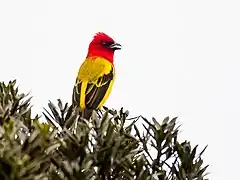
left=0, top=80, right=209, bottom=180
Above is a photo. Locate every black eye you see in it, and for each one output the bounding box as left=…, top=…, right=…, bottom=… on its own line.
left=101, top=41, right=113, bottom=47
left=101, top=41, right=107, bottom=45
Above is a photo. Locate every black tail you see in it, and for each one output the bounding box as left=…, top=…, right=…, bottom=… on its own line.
left=80, top=108, right=93, bottom=120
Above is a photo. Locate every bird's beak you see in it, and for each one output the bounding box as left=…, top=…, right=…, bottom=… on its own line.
left=109, top=43, right=122, bottom=50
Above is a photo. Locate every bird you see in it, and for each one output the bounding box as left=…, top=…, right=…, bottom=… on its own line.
left=72, top=32, right=121, bottom=120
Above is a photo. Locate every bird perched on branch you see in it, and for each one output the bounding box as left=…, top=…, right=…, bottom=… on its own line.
left=72, top=32, right=121, bottom=119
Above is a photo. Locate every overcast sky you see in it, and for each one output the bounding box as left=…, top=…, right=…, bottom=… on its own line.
left=0, top=1, right=239, bottom=179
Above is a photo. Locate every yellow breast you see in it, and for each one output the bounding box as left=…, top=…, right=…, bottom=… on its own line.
left=78, top=57, right=114, bottom=83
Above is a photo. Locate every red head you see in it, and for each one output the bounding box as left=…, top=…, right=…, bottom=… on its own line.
left=87, top=32, right=121, bottom=63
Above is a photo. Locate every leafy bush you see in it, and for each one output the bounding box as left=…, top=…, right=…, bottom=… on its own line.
left=0, top=80, right=209, bottom=180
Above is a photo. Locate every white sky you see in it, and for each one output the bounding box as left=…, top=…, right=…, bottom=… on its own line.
left=0, top=1, right=239, bottom=179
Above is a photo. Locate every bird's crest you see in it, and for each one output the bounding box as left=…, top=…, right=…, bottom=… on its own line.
left=93, top=32, right=114, bottom=43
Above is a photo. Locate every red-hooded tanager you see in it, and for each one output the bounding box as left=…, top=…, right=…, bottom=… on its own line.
left=72, top=32, right=121, bottom=119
